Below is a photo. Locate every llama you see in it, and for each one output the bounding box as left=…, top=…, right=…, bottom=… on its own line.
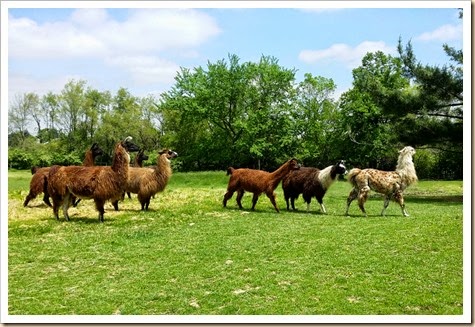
left=125, top=148, right=149, bottom=199
left=345, top=146, right=417, bottom=217
left=223, top=158, right=301, bottom=213
left=282, top=160, right=347, bottom=214
left=47, top=137, right=139, bottom=222
left=113, top=149, right=177, bottom=211
left=23, top=143, right=104, bottom=207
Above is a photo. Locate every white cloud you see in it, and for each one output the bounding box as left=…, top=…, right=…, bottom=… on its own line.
left=415, top=24, right=462, bottom=42
left=106, top=55, right=180, bottom=85
left=9, top=8, right=221, bottom=59
left=299, top=41, right=395, bottom=68
left=8, top=8, right=221, bottom=91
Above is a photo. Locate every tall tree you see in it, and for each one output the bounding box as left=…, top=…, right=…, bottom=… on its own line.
left=293, top=73, right=338, bottom=166
left=8, top=93, right=39, bottom=145
left=390, top=37, right=463, bottom=151
left=159, top=54, right=298, bottom=170
left=338, top=51, right=409, bottom=169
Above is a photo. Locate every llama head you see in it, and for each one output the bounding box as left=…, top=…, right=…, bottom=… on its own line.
left=90, top=143, right=104, bottom=158
left=399, top=146, right=416, bottom=157
left=159, top=149, right=178, bottom=161
left=334, top=160, right=347, bottom=175
left=288, top=158, right=301, bottom=170
left=122, top=136, right=140, bottom=153
left=137, top=149, right=149, bottom=162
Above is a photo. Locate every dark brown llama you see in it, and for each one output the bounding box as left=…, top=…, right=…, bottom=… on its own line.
left=282, top=161, right=347, bottom=213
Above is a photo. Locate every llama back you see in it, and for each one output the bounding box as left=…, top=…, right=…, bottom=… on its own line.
left=283, top=167, right=319, bottom=193
left=229, top=168, right=273, bottom=193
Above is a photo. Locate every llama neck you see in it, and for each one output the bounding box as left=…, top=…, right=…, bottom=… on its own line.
left=134, top=156, right=142, bottom=167
left=111, top=144, right=130, bottom=177
left=269, top=161, right=292, bottom=187
left=83, top=151, right=94, bottom=166
left=155, top=154, right=172, bottom=179
left=318, top=165, right=338, bottom=190
left=396, top=156, right=418, bottom=186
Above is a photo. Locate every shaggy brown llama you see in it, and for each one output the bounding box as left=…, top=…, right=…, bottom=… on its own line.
left=345, top=146, right=418, bottom=217
left=113, top=149, right=177, bottom=211
left=223, top=158, right=301, bottom=213
left=47, top=137, right=139, bottom=222
left=23, top=143, right=104, bottom=207
left=282, top=160, right=347, bottom=213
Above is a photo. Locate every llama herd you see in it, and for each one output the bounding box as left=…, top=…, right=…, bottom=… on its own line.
left=24, top=137, right=178, bottom=222
left=23, top=141, right=418, bottom=222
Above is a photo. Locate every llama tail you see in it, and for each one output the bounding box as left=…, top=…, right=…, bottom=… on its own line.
left=347, top=168, right=362, bottom=187
left=226, top=167, right=235, bottom=176
left=31, top=166, right=39, bottom=174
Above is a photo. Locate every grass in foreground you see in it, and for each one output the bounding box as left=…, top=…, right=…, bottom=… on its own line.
left=8, top=170, right=464, bottom=316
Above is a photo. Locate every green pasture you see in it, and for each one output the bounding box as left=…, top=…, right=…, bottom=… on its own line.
left=7, top=170, right=464, bottom=316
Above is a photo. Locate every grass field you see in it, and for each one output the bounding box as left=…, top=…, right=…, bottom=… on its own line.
left=6, top=169, right=464, bottom=319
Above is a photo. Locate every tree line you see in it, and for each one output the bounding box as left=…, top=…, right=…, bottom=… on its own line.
left=8, top=38, right=463, bottom=179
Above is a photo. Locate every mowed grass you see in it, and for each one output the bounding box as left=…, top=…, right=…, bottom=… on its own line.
left=7, top=170, right=464, bottom=316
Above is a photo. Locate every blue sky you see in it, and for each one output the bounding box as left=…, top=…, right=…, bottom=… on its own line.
left=4, top=2, right=467, bottom=103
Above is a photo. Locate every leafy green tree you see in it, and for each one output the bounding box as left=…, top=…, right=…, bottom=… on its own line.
left=338, top=51, right=409, bottom=169
left=40, top=92, right=60, bottom=136
left=160, top=54, right=298, bottom=170
left=293, top=73, right=339, bottom=166
left=391, top=38, right=463, bottom=151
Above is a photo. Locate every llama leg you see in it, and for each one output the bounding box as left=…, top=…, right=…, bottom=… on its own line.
left=303, top=194, right=311, bottom=212
left=95, top=199, right=106, bottom=222
left=287, top=196, right=296, bottom=211
left=251, top=193, right=261, bottom=211
left=317, top=198, right=327, bottom=214
left=345, top=188, right=358, bottom=215
left=285, top=195, right=290, bottom=211
left=23, top=191, right=36, bottom=207
left=223, top=190, right=235, bottom=208
left=51, top=197, right=61, bottom=221
left=43, top=193, right=52, bottom=207
left=394, top=192, right=409, bottom=217
left=112, top=200, right=119, bottom=211
left=62, top=193, right=71, bottom=221
left=381, top=194, right=392, bottom=216
left=266, top=192, right=279, bottom=213
left=72, top=197, right=80, bottom=207
left=144, top=197, right=151, bottom=210
left=357, top=190, right=369, bottom=217
left=236, top=190, right=245, bottom=209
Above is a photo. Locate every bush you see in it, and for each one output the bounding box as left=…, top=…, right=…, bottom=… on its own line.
left=8, top=148, right=34, bottom=170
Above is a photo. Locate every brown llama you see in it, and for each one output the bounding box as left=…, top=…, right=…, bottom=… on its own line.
left=47, top=137, right=139, bottom=222
left=223, top=158, right=301, bottom=213
left=23, top=143, right=104, bottom=207
left=113, top=149, right=178, bottom=211
left=282, top=160, right=347, bottom=213
left=125, top=148, right=149, bottom=199
left=345, top=146, right=418, bottom=217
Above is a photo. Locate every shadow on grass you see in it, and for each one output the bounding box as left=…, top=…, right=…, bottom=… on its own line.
left=406, top=195, right=463, bottom=204
left=24, top=203, right=51, bottom=209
